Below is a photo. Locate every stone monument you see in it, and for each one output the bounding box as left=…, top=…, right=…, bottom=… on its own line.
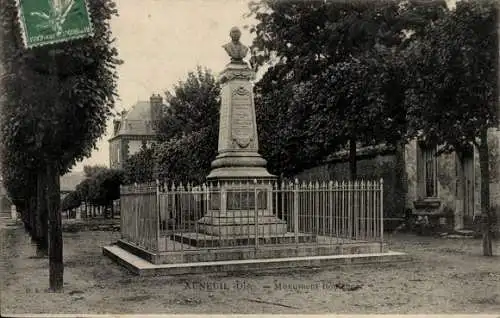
left=197, top=27, right=287, bottom=237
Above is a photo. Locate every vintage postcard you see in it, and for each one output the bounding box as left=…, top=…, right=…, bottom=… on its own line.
left=0, top=0, right=499, bottom=316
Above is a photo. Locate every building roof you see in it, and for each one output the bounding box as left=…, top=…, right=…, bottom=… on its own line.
left=112, top=101, right=155, bottom=138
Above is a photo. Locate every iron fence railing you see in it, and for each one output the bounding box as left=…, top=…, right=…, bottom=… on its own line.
left=119, top=179, right=384, bottom=253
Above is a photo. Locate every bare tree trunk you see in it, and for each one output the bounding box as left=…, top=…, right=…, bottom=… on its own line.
left=47, top=163, right=63, bottom=291
left=36, top=170, right=48, bottom=257
left=478, top=131, right=493, bottom=256
left=29, top=196, right=36, bottom=237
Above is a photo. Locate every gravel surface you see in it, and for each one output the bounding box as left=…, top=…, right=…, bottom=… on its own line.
left=1, top=219, right=499, bottom=315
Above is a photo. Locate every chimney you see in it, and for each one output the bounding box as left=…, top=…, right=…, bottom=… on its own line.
left=150, top=93, right=163, bottom=131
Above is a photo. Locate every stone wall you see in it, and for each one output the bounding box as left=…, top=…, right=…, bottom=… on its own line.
left=294, top=136, right=500, bottom=233
left=294, top=149, right=406, bottom=220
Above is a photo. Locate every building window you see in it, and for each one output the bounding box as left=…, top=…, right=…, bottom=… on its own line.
left=116, top=146, right=121, bottom=163
left=418, top=142, right=438, bottom=198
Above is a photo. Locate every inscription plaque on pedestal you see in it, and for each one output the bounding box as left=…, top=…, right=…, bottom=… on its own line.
left=210, top=193, right=221, bottom=210
left=231, top=87, right=253, bottom=148
left=226, top=190, right=267, bottom=210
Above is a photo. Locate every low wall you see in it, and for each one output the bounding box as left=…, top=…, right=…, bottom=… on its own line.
left=294, top=147, right=406, bottom=224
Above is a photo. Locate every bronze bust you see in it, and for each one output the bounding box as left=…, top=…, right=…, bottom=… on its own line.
left=222, top=27, right=249, bottom=64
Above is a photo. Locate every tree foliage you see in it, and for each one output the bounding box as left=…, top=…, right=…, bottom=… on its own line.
left=404, top=0, right=498, bottom=255
left=155, top=127, right=218, bottom=184
left=83, top=165, right=109, bottom=179
left=0, top=0, right=121, bottom=290
left=153, top=67, right=220, bottom=184
left=249, top=0, right=447, bottom=177
left=61, top=191, right=81, bottom=212
left=122, top=143, right=156, bottom=184
left=75, top=167, right=124, bottom=207
left=157, top=66, right=220, bottom=142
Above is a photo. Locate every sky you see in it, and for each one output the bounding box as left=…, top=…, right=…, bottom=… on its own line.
left=72, top=0, right=458, bottom=172
left=72, top=0, right=255, bottom=171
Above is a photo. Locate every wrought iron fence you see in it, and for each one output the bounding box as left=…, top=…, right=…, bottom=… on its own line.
left=119, top=179, right=384, bottom=254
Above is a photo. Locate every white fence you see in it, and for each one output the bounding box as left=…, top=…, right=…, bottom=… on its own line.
left=120, top=179, right=384, bottom=253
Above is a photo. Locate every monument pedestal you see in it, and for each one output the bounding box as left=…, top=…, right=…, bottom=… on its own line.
left=197, top=178, right=287, bottom=238
left=197, top=62, right=287, bottom=239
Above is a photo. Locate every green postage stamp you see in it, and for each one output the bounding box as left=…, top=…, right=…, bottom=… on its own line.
left=16, top=0, right=94, bottom=48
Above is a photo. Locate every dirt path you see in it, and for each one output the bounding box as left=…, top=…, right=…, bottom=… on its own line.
left=1, top=220, right=499, bottom=315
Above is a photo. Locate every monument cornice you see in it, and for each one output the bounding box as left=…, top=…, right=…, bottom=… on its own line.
left=218, top=63, right=255, bottom=84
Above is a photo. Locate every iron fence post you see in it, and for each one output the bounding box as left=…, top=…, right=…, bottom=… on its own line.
left=254, top=179, right=259, bottom=250
left=293, top=179, right=299, bottom=244
left=380, top=178, right=384, bottom=253
left=156, top=180, right=161, bottom=251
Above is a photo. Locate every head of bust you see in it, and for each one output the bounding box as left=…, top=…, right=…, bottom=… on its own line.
left=229, top=27, right=241, bottom=43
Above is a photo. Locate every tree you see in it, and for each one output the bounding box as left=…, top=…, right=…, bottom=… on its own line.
left=0, top=149, right=37, bottom=230
left=87, top=168, right=124, bottom=217
left=75, top=178, right=92, bottom=218
left=157, top=66, right=220, bottom=142
left=74, top=168, right=124, bottom=218
left=61, top=191, right=81, bottom=212
left=83, top=165, right=108, bottom=178
left=154, top=67, right=220, bottom=184
left=297, top=45, right=411, bottom=179
left=248, top=0, right=448, bottom=179
left=123, top=143, right=156, bottom=184
left=405, top=0, right=498, bottom=256
left=155, top=127, right=218, bottom=184
left=0, top=0, right=121, bottom=290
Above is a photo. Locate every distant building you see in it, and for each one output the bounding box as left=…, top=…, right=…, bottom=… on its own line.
left=108, top=94, right=164, bottom=169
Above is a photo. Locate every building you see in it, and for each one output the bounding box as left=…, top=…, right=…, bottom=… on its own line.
left=295, top=132, right=500, bottom=233
left=109, top=94, right=164, bottom=169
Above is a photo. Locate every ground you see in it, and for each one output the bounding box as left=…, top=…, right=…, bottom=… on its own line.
left=1, top=219, right=500, bottom=315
